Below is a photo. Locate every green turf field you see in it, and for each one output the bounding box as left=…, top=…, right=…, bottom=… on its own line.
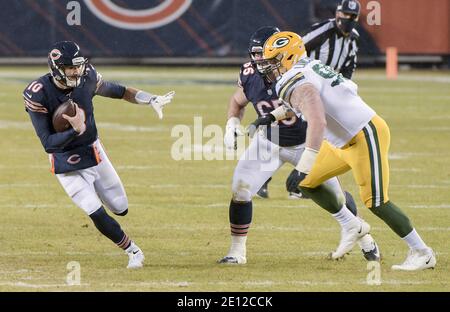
left=0, top=66, right=449, bottom=291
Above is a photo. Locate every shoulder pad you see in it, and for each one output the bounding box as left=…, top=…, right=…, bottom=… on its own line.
left=85, top=63, right=99, bottom=79
left=23, top=79, right=48, bottom=113
left=351, top=29, right=360, bottom=39
left=239, top=62, right=257, bottom=86
left=276, top=68, right=306, bottom=103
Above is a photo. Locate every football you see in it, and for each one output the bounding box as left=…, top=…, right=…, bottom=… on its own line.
left=52, top=99, right=76, bottom=132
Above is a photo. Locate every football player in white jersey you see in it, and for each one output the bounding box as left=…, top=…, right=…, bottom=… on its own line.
left=219, top=27, right=380, bottom=265
left=250, top=31, right=435, bottom=271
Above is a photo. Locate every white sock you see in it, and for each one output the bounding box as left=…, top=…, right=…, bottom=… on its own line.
left=229, top=236, right=247, bottom=256
left=358, top=234, right=375, bottom=251
left=402, top=229, right=427, bottom=250
left=125, top=241, right=139, bottom=253
left=332, top=205, right=360, bottom=230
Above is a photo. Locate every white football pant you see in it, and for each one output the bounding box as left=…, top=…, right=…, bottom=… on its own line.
left=232, top=132, right=344, bottom=202
left=56, top=139, right=128, bottom=216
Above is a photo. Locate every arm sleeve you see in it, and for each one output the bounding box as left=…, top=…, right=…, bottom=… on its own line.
left=27, top=110, right=78, bottom=153
left=94, top=71, right=126, bottom=99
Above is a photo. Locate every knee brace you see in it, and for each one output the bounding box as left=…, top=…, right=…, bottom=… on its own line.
left=232, top=184, right=252, bottom=202
left=108, top=195, right=128, bottom=215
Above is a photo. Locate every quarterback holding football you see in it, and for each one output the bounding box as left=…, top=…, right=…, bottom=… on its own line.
left=23, top=41, right=175, bottom=269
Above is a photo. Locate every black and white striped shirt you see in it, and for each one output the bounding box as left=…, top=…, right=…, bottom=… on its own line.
left=302, top=19, right=359, bottom=79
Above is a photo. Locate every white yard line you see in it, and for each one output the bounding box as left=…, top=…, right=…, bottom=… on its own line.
left=0, top=281, right=89, bottom=288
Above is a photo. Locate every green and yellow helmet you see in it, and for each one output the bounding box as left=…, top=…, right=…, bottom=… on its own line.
left=261, top=31, right=306, bottom=80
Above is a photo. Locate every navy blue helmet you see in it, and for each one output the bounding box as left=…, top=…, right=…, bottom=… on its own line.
left=48, top=41, right=88, bottom=88
left=248, top=26, right=280, bottom=57
left=248, top=26, right=280, bottom=74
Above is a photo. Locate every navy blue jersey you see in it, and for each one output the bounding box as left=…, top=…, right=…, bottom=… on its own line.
left=23, top=64, right=125, bottom=173
left=238, top=62, right=307, bottom=147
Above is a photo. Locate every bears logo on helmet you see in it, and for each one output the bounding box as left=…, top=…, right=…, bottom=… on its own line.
left=48, top=41, right=88, bottom=88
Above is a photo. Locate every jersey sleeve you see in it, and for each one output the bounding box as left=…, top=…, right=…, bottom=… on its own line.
left=340, top=35, right=359, bottom=79
left=23, top=80, right=48, bottom=114
left=238, top=62, right=252, bottom=89
left=302, top=20, right=333, bottom=54
left=92, top=64, right=126, bottom=99
left=276, top=61, right=323, bottom=104
left=23, top=79, right=78, bottom=153
left=27, top=110, right=78, bottom=153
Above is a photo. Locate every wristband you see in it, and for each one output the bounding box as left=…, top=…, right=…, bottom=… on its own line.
left=295, top=147, right=319, bottom=174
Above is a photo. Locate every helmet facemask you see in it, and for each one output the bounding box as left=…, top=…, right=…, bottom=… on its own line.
left=258, top=53, right=286, bottom=83
left=48, top=44, right=88, bottom=89
left=250, top=46, right=272, bottom=76
left=53, top=57, right=87, bottom=88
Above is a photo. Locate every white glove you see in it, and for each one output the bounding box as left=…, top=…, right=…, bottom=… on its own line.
left=136, top=90, right=175, bottom=119
left=149, top=91, right=175, bottom=119
left=224, top=117, right=244, bottom=150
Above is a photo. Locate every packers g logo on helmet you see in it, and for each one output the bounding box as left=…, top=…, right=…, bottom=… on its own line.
left=263, top=31, right=306, bottom=77
left=272, top=37, right=290, bottom=48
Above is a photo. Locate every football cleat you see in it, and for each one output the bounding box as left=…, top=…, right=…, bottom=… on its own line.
left=391, top=248, right=436, bottom=271
left=331, top=220, right=370, bottom=259
left=288, top=190, right=306, bottom=199
left=256, top=183, right=269, bottom=199
left=126, top=244, right=145, bottom=269
left=358, top=234, right=381, bottom=261
left=218, top=255, right=247, bottom=265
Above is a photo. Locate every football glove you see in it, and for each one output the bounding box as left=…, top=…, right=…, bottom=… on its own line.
left=286, top=169, right=307, bottom=193
left=224, top=117, right=244, bottom=150
left=149, top=91, right=175, bottom=119
left=246, top=113, right=275, bottom=138
left=135, top=90, right=175, bottom=119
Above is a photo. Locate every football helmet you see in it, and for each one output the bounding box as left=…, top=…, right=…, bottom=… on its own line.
left=48, top=41, right=88, bottom=88
left=248, top=26, right=280, bottom=75
left=261, top=31, right=306, bottom=81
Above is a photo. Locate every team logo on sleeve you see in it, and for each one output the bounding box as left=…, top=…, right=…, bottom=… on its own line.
left=272, top=37, right=290, bottom=48
left=84, top=0, right=192, bottom=30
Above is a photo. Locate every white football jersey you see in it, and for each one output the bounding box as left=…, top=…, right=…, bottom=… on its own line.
left=276, top=57, right=376, bottom=148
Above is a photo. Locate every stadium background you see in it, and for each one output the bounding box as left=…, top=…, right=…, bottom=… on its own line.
left=0, top=0, right=449, bottom=292
left=0, top=0, right=448, bottom=66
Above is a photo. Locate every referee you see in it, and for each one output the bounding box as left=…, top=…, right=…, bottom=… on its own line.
left=302, top=0, right=361, bottom=79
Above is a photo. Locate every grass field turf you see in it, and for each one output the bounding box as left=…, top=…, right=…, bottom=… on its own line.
left=0, top=67, right=449, bottom=291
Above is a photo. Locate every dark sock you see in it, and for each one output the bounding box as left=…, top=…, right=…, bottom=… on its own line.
left=344, top=191, right=358, bottom=216
left=89, top=206, right=131, bottom=249
left=229, top=200, right=252, bottom=236
left=370, top=201, right=413, bottom=237
left=300, top=184, right=344, bottom=214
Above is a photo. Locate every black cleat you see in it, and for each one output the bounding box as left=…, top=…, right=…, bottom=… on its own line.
left=217, top=255, right=247, bottom=264
left=256, top=184, right=269, bottom=198
left=362, top=242, right=381, bottom=262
